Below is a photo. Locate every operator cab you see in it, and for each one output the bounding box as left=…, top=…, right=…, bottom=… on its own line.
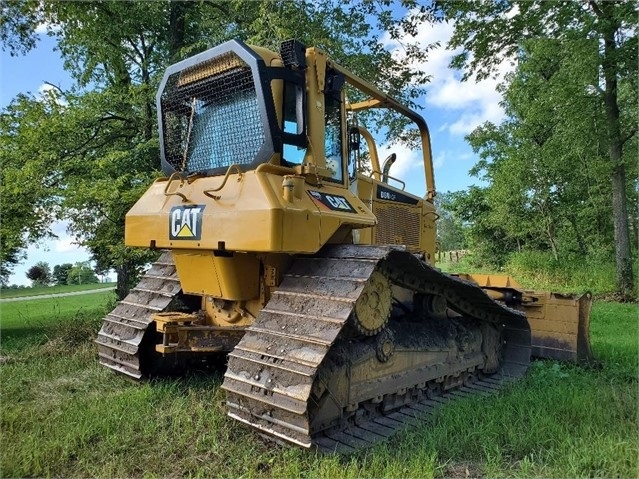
left=156, top=39, right=353, bottom=187
left=156, top=39, right=434, bottom=220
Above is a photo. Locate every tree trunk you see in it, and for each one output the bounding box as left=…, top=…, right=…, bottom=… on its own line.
left=546, top=225, right=559, bottom=261
left=611, top=162, right=633, bottom=296
left=168, top=1, right=187, bottom=62
left=597, top=2, right=634, bottom=297
left=115, top=262, right=131, bottom=300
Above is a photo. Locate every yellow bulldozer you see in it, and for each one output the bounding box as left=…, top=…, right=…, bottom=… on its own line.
left=97, top=39, right=593, bottom=451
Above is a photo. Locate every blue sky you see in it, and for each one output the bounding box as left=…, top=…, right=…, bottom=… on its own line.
left=1, top=23, right=509, bottom=286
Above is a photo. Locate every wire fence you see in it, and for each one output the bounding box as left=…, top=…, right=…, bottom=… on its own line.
left=436, top=250, right=469, bottom=263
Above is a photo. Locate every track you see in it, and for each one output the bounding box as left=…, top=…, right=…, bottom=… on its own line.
left=312, top=370, right=517, bottom=454
left=96, top=246, right=531, bottom=451
left=222, top=245, right=531, bottom=449
left=96, top=252, right=181, bottom=379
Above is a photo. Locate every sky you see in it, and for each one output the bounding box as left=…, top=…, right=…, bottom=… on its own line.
left=0, top=20, right=511, bottom=286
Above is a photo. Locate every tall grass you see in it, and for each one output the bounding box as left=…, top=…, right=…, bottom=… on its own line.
left=1, top=294, right=637, bottom=478
left=504, top=251, right=618, bottom=295
left=438, top=250, right=623, bottom=297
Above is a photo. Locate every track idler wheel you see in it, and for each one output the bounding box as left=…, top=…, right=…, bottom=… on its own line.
left=352, top=270, right=392, bottom=336
left=375, top=328, right=395, bottom=362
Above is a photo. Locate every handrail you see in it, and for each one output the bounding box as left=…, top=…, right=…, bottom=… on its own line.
left=163, top=172, right=189, bottom=202
left=369, top=170, right=406, bottom=190
left=356, top=126, right=381, bottom=181
left=203, top=164, right=243, bottom=199
left=255, top=162, right=296, bottom=176
left=333, top=61, right=436, bottom=199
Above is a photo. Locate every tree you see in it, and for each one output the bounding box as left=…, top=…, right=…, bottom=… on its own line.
left=1, top=1, right=437, bottom=298
left=434, top=0, right=637, bottom=297
left=26, top=261, right=51, bottom=286
left=434, top=191, right=467, bottom=252
left=66, top=261, right=98, bottom=285
left=444, top=187, right=517, bottom=267
left=52, top=263, right=73, bottom=285
left=0, top=92, right=61, bottom=283
left=465, top=39, right=620, bottom=262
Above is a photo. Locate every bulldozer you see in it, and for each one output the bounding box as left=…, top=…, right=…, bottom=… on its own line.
left=97, top=39, right=592, bottom=451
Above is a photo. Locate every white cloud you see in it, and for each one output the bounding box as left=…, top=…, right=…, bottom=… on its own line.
left=383, top=16, right=514, bottom=137
left=37, top=82, right=57, bottom=95
left=55, top=237, right=81, bottom=253
left=432, top=152, right=445, bottom=170
left=34, top=23, right=48, bottom=34
left=35, top=22, right=61, bottom=35
left=51, top=220, right=83, bottom=253
left=36, top=82, right=67, bottom=106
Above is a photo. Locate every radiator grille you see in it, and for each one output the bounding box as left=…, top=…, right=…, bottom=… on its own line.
left=374, top=204, right=421, bottom=249
left=160, top=52, right=265, bottom=174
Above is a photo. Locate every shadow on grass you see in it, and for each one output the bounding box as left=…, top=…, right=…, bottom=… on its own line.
left=145, top=354, right=229, bottom=392
left=0, top=324, right=51, bottom=352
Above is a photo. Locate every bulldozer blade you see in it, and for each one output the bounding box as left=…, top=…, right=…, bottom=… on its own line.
left=457, top=273, right=594, bottom=363
left=519, top=291, right=593, bottom=363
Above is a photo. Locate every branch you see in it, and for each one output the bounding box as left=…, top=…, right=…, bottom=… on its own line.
left=588, top=0, right=603, bottom=19
left=42, top=81, right=67, bottom=95
left=98, top=113, right=133, bottom=124
left=620, top=128, right=637, bottom=148
left=201, top=1, right=231, bottom=17
left=64, top=125, right=104, bottom=157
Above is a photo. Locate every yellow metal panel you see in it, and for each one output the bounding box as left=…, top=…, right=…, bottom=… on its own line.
left=351, top=176, right=375, bottom=245
left=282, top=209, right=321, bottom=251
left=173, top=250, right=259, bottom=300
left=173, top=250, right=223, bottom=297
left=523, top=293, right=591, bottom=362
left=465, top=273, right=523, bottom=289
left=304, top=48, right=327, bottom=172
left=421, top=200, right=437, bottom=262
left=126, top=170, right=376, bottom=254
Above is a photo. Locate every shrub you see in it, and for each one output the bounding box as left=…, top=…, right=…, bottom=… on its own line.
left=505, top=250, right=617, bottom=295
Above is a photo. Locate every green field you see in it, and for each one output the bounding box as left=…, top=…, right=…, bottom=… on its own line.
left=1, top=293, right=636, bottom=478
left=0, top=283, right=116, bottom=299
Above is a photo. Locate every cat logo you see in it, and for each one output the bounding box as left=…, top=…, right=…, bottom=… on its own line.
left=169, top=205, right=205, bottom=240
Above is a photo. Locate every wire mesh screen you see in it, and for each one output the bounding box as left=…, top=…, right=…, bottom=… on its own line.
left=160, top=53, right=265, bottom=173
left=374, top=204, right=421, bottom=250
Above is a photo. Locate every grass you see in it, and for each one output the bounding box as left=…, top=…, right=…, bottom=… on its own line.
left=0, top=291, right=116, bottom=351
left=0, top=282, right=116, bottom=299
left=437, top=251, right=625, bottom=297
left=1, top=294, right=637, bottom=478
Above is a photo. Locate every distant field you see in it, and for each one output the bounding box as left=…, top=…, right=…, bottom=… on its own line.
left=0, top=291, right=116, bottom=351
left=0, top=292, right=636, bottom=478
left=0, top=283, right=116, bottom=299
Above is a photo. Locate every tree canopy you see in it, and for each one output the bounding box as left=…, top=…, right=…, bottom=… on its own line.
left=26, top=261, right=51, bottom=286
left=434, top=0, right=637, bottom=296
left=0, top=0, right=435, bottom=297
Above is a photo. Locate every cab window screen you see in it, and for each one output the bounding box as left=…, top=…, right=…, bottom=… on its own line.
left=186, top=90, right=263, bottom=171
left=324, top=94, right=343, bottom=182
left=160, top=53, right=266, bottom=174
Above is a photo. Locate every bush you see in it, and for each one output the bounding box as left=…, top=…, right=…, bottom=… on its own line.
left=505, top=250, right=618, bottom=295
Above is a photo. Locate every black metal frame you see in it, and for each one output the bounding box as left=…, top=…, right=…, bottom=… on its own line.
left=156, top=39, right=281, bottom=177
